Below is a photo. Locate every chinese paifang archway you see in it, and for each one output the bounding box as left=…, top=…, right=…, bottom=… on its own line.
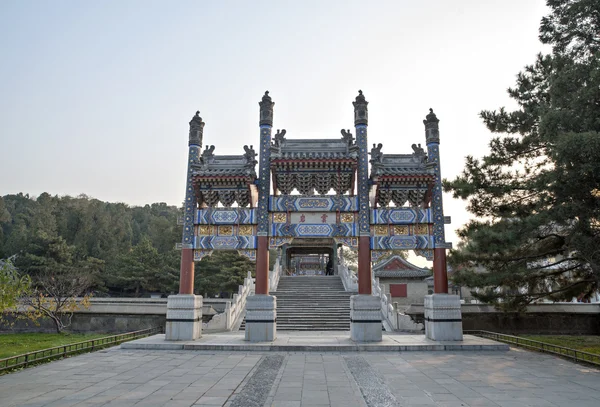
left=166, top=91, right=462, bottom=343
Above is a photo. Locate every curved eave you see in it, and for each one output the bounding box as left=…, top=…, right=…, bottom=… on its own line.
left=271, top=158, right=358, bottom=166
left=192, top=175, right=256, bottom=184
left=374, top=175, right=435, bottom=183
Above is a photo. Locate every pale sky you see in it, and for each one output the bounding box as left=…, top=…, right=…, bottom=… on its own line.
left=0, top=0, right=548, bottom=258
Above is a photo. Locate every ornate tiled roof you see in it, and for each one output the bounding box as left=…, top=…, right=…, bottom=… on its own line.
left=191, top=145, right=258, bottom=179
left=191, top=145, right=258, bottom=208
left=269, top=130, right=359, bottom=195
left=270, top=129, right=359, bottom=161
left=373, top=255, right=432, bottom=279
left=370, top=143, right=434, bottom=178
left=369, top=143, right=436, bottom=207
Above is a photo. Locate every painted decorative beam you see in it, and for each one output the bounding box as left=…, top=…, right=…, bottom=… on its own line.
left=195, top=208, right=257, bottom=225
left=194, top=235, right=257, bottom=250
left=271, top=223, right=356, bottom=237
left=371, top=208, right=432, bottom=224
left=371, top=235, right=435, bottom=250
left=270, top=196, right=358, bottom=212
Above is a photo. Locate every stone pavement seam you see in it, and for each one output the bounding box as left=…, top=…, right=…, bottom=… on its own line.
left=339, top=353, right=369, bottom=407
left=228, top=354, right=284, bottom=407
left=261, top=353, right=289, bottom=407
left=344, top=356, right=400, bottom=407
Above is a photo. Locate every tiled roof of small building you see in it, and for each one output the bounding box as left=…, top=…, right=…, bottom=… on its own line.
left=373, top=255, right=432, bottom=279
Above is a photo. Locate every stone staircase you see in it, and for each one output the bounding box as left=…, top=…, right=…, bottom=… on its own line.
left=240, top=276, right=354, bottom=331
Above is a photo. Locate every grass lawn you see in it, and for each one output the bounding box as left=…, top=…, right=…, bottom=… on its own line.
left=0, top=332, right=109, bottom=359
left=522, top=335, right=600, bottom=355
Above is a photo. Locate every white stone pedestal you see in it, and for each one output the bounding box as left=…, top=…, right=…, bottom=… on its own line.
left=165, top=294, right=202, bottom=341
left=424, top=294, right=463, bottom=341
left=245, top=295, right=276, bottom=342
left=350, top=295, right=382, bottom=342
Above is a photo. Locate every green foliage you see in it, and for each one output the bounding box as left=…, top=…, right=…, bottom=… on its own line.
left=0, top=193, right=259, bottom=299
left=13, top=235, right=102, bottom=332
left=105, top=237, right=178, bottom=296
left=0, top=193, right=182, bottom=297
left=522, top=335, right=600, bottom=356
left=0, top=332, right=108, bottom=359
left=0, top=260, right=31, bottom=319
left=195, top=251, right=255, bottom=297
left=446, top=0, right=600, bottom=308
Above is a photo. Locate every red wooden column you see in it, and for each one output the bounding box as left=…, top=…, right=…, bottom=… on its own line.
left=255, top=236, right=269, bottom=294
left=353, top=90, right=371, bottom=296
left=179, top=248, right=195, bottom=294
left=254, top=91, right=274, bottom=295
left=178, top=112, right=204, bottom=295
left=358, top=236, right=372, bottom=294
left=433, top=248, right=449, bottom=294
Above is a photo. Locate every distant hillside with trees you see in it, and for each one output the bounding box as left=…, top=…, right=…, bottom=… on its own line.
left=0, top=193, right=255, bottom=298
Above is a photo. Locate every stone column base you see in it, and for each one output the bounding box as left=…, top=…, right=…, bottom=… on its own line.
left=245, top=295, right=276, bottom=342
left=350, top=295, right=382, bottom=342
left=165, top=294, right=202, bottom=341
left=424, top=294, right=463, bottom=341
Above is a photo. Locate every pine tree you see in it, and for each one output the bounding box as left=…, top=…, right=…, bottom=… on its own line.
left=446, top=0, right=600, bottom=308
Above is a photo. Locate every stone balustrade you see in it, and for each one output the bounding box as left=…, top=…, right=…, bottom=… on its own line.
left=204, top=270, right=254, bottom=332
left=338, top=257, right=358, bottom=292
left=371, top=276, right=397, bottom=331
left=269, top=257, right=282, bottom=292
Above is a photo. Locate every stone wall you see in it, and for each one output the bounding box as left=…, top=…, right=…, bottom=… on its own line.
left=405, top=303, right=600, bottom=335
left=0, top=297, right=246, bottom=334
left=0, top=313, right=165, bottom=334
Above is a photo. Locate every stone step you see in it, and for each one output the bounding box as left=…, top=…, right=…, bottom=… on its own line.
left=240, top=276, right=354, bottom=332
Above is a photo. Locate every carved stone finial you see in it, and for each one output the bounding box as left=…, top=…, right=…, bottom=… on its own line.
left=424, top=108, right=439, bottom=125
left=259, top=90, right=275, bottom=126
left=352, top=90, right=368, bottom=126
left=189, top=110, right=205, bottom=146
left=423, top=108, right=440, bottom=144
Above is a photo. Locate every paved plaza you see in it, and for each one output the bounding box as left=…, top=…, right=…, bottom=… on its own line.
left=1, top=343, right=599, bottom=407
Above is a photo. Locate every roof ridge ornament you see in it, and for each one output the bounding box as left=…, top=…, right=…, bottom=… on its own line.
left=370, top=143, right=383, bottom=164
left=201, top=145, right=215, bottom=163
left=273, top=129, right=286, bottom=147
left=411, top=143, right=427, bottom=163
left=340, top=129, right=354, bottom=145
left=243, top=145, right=258, bottom=166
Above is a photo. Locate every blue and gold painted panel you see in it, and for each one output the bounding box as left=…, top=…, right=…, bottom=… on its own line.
left=195, top=225, right=255, bottom=237
left=195, top=209, right=257, bottom=225
left=371, top=235, right=434, bottom=250
left=371, top=224, right=431, bottom=237
left=271, top=223, right=355, bottom=237
left=194, top=235, right=257, bottom=250
left=269, top=196, right=358, bottom=212
left=271, top=212, right=355, bottom=224
left=371, top=208, right=431, bottom=224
